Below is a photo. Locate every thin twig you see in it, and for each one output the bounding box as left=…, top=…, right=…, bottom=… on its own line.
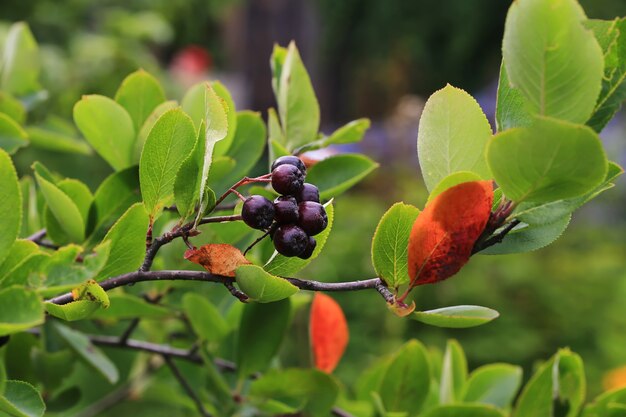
left=163, top=355, right=213, bottom=417
left=26, top=229, right=47, bottom=241
left=332, top=407, right=357, bottom=417
left=223, top=281, right=249, bottom=302
left=472, top=220, right=521, bottom=254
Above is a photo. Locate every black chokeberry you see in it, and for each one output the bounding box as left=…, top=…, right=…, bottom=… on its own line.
left=297, top=236, right=317, bottom=259
left=271, top=164, right=305, bottom=195
left=274, top=196, right=299, bottom=224
left=271, top=155, right=307, bottom=176
left=273, top=224, right=308, bottom=257
left=295, top=183, right=320, bottom=203
left=242, top=195, right=275, bottom=230
left=0, top=335, right=10, bottom=347
left=298, top=201, right=328, bottom=236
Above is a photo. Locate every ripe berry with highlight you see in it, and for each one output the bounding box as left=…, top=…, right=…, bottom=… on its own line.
left=298, top=201, right=328, bottom=236
left=295, top=183, right=320, bottom=203
left=271, top=164, right=305, bottom=195
left=271, top=155, right=307, bottom=176
left=298, top=236, right=317, bottom=259
left=274, top=196, right=299, bottom=224
left=273, top=224, right=308, bottom=257
left=242, top=195, right=275, bottom=230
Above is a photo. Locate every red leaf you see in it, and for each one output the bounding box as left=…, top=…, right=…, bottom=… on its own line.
left=407, top=180, right=493, bottom=287
left=310, top=293, right=349, bottom=373
left=184, top=244, right=250, bottom=278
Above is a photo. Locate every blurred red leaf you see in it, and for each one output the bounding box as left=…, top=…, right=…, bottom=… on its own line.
left=184, top=244, right=250, bottom=278
left=310, top=293, right=349, bottom=373
left=408, top=180, right=493, bottom=287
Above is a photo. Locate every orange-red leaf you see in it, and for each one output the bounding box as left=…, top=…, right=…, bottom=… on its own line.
left=184, top=244, right=251, bottom=277
left=310, top=293, right=349, bottom=373
left=408, top=180, right=493, bottom=287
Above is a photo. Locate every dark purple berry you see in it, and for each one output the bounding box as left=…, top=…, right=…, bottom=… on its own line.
left=273, top=224, right=308, bottom=257
left=0, top=335, right=9, bottom=347
left=271, top=155, right=307, bottom=176
left=274, top=196, right=299, bottom=224
left=271, top=164, right=305, bottom=195
left=242, top=195, right=275, bottom=230
left=295, top=183, right=320, bottom=203
left=298, top=201, right=328, bottom=236
left=297, top=236, right=317, bottom=259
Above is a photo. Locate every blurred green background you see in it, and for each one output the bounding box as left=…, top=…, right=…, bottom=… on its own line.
left=2, top=0, right=626, bottom=398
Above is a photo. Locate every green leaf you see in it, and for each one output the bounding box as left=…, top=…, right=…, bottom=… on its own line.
left=379, top=339, right=431, bottom=415
left=182, top=293, right=229, bottom=342
left=173, top=120, right=205, bottom=219
left=267, top=108, right=287, bottom=165
left=237, top=298, right=290, bottom=378
left=139, top=108, right=197, bottom=219
left=0, top=380, right=45, bottom=417
left=44, top=279, right=110, bottom=321
left=264, top=202, right=334, bottom=276
left=0, top=113, right=28, bottom=154
left=411, top=305, right=500, bottom=328
left=463, top=364, right=523, bottom=409
left=212, top=81, right=237, bottom=157
left=584, top=387, right=626, bottom=417
left=0, top=149, right=21, bottom=265
left=44, top=179, right=93, bottom=245
left=52, top=322, right=119, bottom=384
left=0, top=22, right=41, bottom=96
left=586, top=18, right=626, bottom=132
left=249, top=369, right=339, bottom=417
left=0, top=92, right=26, bottom=124
left=487, top=116, right=607, bottom=203
left=480, top=215, right=571, bottom=255
left=95, top=203, right=149, bottom=280
left=25, top=126, right=91, bottom=155
left=236, top=265, right=299, bottom=302
left=417, top=84, right=493, bottom=191
left=277, top=42, right=320, bottom=150
left=0, top=240, right=39, bottom=284
left=440, top=340, right=467, bottom=404
left=35, top=173, right=84, bottom=242
left=306, top=154, right=378, bottom=200
left=271, top=44, right=288, bottom=99
left=220, top=111, right=266, bottom=187
left=513, top=161, right=623, bottom=226
left=495, top=62, right=534, bottom=132
left=115, top=69, right=166, bottom=135
left=371, top=202, right=420, bottom=288
left=85, top=167, right=141, bottom=246
left=514, top=349, right=585, bottom=417
left=502, top=0, right=603, bottom=123
left=136, top=100, right=178, bottom=160
left=0, top=287, right=43, bottom=336
left=427, top=172, right=483, bottom=203
left=73, top=95, right=136, bottom=170
left=325, top=118, right=370, bottom=146
left=422, top=404, right=506, bottom=417
left=90, top=293, right=170, bottom=320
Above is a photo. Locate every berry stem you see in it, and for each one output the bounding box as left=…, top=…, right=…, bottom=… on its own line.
left=243, top=227, right=274, bottom=256
left=213, top=174, right=273, bottom=208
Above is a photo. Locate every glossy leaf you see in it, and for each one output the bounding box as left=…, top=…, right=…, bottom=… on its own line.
left=25, top=126, right=91, bottom=155
left=325, top=118, right=370, bottom=145
left=427, top=172, right=483, bottom=203
left=53, top=322, right=119, bottom=384
left=136, top=100, right=178, bottom=159
left=463, top=363, right=523, bottom=409
left=250, top=368, right=339, bottom=417
left=502, top=0, right=603, bottom=123
left=0, top=149, right=21, bottom=265
left=0, top=22, right=41, bottom=96
left=0, top=380, right=45, bottom=417
left=219, top=111, right=266, bottom=187
left=422, top=404, right=506, bottom=417
left=237, top=298, right=290, bottom=378
left=235, top=265, right=298, bottom=303
left=0, top=287, right=44, bottom=336
left=480, top=215, right=571, bottom=255
left=0, top=240, right=39, bottom=284
left=73, top=95, right=136, bottom=170
left=487, top=117, right=607, bottom=203
left=182, top=293, right=229, bottom=342
left=115, top=69, right=166, bottom=134
left=277, top=41, right=320, bottom=150
left=264, top=202, right=334, bottom=276
left=418, top=84, right=493, bottom=191
left=0, top=113, right=28, bottom=154
left=212, top=81, right=237, bottom=157
left=140, top=108, right=196, bottom=219
left=310, top=293, right=349, bottom=373
left=411, top=305, right=500, bottom=328
left=95, top=203, right=149, bottom=280
left=379, top=339, right=431, bottom=415
left=371, top=202, right=420, bottom=288
left=306, top=154, right=378, bottom=200
left=173, top=120, right=204, bottom=219
left=185, top=244, right=251, bottom=278
left=44, top=178, right=93, bottom=245
left=440, top=339, right=467, bottom=404
left=514, top=349, right=585, bottom=417
left=35, top=173, right=84, bottom=242
left=267, top=107, right=288, bottom=165
left=495, top=62, right=534, bottom=132
left=408, top=181, right=492, bottom=286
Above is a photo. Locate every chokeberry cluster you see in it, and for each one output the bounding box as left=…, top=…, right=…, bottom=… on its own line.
left=241, top=156, right=328, bottom=259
